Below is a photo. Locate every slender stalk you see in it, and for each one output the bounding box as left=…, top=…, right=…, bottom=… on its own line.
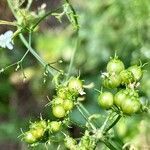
left=19, top=34, right=55, bottom=76
left=7, top=0, right=59, bottom=77
left=1, top=62, right=18, bottom=72
left=66, top=35, right=79, bottom=80
left=65, top=0, right=79, bottom=28
left=0, top=20, right=17, bottom=26
left=78, top=102, right=90, bottom=116
left=65, top=0, right=79, bottom=80
left=102, top=139, right=118, bottom=150
left=1, top=33, right=31, bottom=72
left=12, top=29, right=22, bottom=39
left=99, top=114, right=110, bottom=132
left=78, top=102, right=100, bottom=127
left=20, top=32, right=32, bottom=62
left=19, top=34, right=45, bottom=66
left=76, top=105, right=96, bottom=131
left=20, top=49, right=29, bottom=62
left=26, top=0, right=33, bottom=10
left=31, top=7, right=62, bottom=30
left=104, top=115, right=121, bottom=134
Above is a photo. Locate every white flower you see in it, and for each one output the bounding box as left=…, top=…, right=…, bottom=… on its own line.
left=0, top=30, right=14, bottom=50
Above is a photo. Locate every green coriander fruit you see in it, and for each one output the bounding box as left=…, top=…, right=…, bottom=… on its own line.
left=103, top=78, right=110, bottom=88
left=114, top=90, right=127, bottom=107
left=57, top=87, right=69, bottom=99
left=52, top=105, right=66, bottom=118
left=121, top=97, right=135, bottom=115
left=106, top=58, right=125, bottom=73
left=29, top=120, right=47, bottom=130
left=133, top=100, right=141, bottom=113
left=68, top=78, right=83, bottom=93
left=53, top=97, right=64, bottom=105
left=110, top=73, right=121, bottom=88
left=120, top=70, right=134, bottom=84
left=31, top=128, right=44, bottom=139
left=98, top=92, right=114, bottom=109
left=127, top=89, right=139, bottom=98
left=128, top=65, right=143, bottom=81
left=103, top=73, right=121, bottom=88
left=39, top=120, right=47, bottom=129
left=49, top=121, right=61, bottom=132
left=63, top=99, right=74, bottom=111
left=64, top=136, right=77, bottom=149
left=23, top=131, right=36, bottom=144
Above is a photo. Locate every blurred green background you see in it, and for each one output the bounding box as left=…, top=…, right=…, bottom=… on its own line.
left=0, top=0, right=150, bottom=149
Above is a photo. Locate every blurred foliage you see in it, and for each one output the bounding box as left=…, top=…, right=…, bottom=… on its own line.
left=0, top=0, right=150, bottom=149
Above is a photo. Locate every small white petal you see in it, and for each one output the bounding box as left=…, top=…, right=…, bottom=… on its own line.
left=4, top=30, right=13, bottom=38
left=0, top=30, right=14, bottom=49
left=0, top=35, right=5, bottom=47
left=6, top=43, right=13, bottom=50
left=0, top=38, right=6, bottom=48
left=0, top=34, right=4, bottom=40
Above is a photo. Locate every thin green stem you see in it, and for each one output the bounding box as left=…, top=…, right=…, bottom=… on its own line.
left=20, top=32, right=32, bottom=62
left=65, top=0, right=79, bottom=80
left=20, top=63, right=26, bottom=79
left=0, top=33, right=31, bottom=72
left=0, top=20, right=17, bottom=26
left=19, top=34, right=44, bottom=65
left=102, top=139, right=118, bottom=150
left=31, top=7, right=62, bottom=30
left=12, top=29, right=22, bottom=39
left=76, top=105, right=96, bottom=131
left=19, top=34, right=55, bottom=77
left=99, top=114, right=110, bottom=132
left=66, top=35, right=80, bottom=80
left=78, top=102, right=100, bottom=127
left=7, top=0, right=59, bottom=77
left=1, top=62, right=17, bottom=72
left=26, top=0, right=33, bottom=10
left=20, top=49, right=29, bottom=62
left=65, top=0, right=79, bottom=29
left=104, top=115, right=121, bottom=134
left=78, top=102, right=90, bottom=116
left=19, top=32, right=32, bottom=79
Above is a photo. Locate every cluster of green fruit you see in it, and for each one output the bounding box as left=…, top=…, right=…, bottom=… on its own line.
left=23, top=120, right=96, bottom=149
left=51, top=77, right=84, bottom=118
left=22, top=77, right=85, bottom=146
left=103, top=57, right=142, bottom=88
left=64, top=130, right=96, bottom=150
left=23, top=120, right=62, bottom=145
left=98, top=57, right=143, bottom=115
